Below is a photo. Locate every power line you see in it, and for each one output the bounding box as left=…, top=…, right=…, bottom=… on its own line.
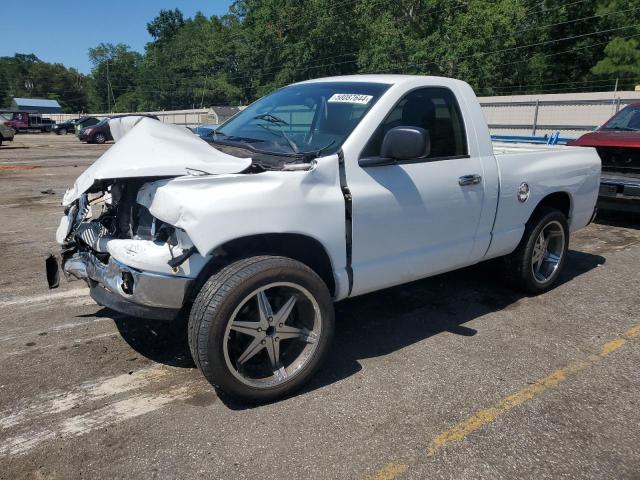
left=370, top=22, right=640, bottom=75
left=132, top=3, right=637, bottom=86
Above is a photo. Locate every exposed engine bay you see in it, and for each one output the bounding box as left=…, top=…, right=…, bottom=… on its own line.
left=58, top=179, right=201, bottom=278
left=49, top=177, right=209, bottom=320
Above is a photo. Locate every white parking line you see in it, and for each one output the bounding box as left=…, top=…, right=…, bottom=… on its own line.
left=0, top=288, right=89, bottom=307
left=0, top=384, right=199, bottom=456
left=0, top=317, right=112, bottom=343
left=0, top=366, right=171, bottom=430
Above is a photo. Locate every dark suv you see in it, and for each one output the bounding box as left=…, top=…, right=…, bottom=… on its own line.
left=53, top=116, right=100, bottom=135
left=78, top=115, right=160, bottom=144
left=78, top=118, right=112, bottom=144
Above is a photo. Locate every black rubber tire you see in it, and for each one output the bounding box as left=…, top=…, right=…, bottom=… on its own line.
left=94, top=133, right=106, bottom=144
left=59, top=128, right=67, bottom=135
left=188, top=256, right=335, bottom=403
left=189, top=256, right=334, bottom=403
left=503, top=207, right=569, bottom=294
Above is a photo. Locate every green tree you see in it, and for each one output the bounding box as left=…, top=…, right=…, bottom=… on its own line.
left=592, top=38, right=640, bottom=80
left=0, top=54, right=89, bottom=112
left=88, top=43, right=142, bottom=112
left=147, top=8, right=185, bottom=43
left=136, top=10, right=241, bottom=109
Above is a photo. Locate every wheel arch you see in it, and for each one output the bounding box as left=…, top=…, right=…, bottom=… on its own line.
left=192, top=233, right=336, bottom=298
left=528, top=191, right=572, bottom=224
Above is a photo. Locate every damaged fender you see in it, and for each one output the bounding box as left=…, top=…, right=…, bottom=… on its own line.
left=136, top=155, right=350, bottom=299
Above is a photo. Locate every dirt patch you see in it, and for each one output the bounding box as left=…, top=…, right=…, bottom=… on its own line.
left=0, top=165, right=39, bottom=171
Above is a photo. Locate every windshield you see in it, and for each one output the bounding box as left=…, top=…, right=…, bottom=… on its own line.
left=601, top=106, right=640, bottom=131
left=215, top=81, right=390, bottom=156
left=95, top=118, right=108, bottom=126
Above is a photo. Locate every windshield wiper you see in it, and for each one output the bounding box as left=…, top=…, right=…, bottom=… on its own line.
left=254, top=114, right=300, bottom=154
left=300, top=139, right=336, bottom=159
left=254, top=113, right=288, bottom=125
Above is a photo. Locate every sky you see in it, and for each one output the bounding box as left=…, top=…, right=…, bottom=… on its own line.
left=2, top=1, right=234, bottom=74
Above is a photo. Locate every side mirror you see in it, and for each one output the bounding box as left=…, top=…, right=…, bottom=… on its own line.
left=380, top=126, right=430, bottom=161
left=358, top=126, right=432, bottom=167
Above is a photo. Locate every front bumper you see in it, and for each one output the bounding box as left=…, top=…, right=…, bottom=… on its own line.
left=598, top=176, right=640, bottom=211
left=62, top=251, right=192, bottom=320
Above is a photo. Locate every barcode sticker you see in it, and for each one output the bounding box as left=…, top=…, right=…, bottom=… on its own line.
left=328, top=94, right=373, bottom=105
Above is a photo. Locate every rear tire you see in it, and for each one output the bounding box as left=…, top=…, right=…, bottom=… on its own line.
left=189, top=256, right=334, bottom=403
left=94, top=133, right=106, bottom=144
left=59, top=128, right=67, bottom=135
left=504, top=207, right=569, bottom=294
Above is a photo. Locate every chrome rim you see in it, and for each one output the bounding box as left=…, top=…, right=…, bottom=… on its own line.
left=531, top=220, right=565, bottom=284
left=223, top=282, right=322, bottom=389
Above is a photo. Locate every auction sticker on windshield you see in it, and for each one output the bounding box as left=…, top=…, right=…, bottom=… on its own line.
left=328, top=93, right=373, bottom=104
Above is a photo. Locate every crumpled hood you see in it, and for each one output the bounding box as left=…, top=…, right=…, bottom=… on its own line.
left=62, top=118, right=251, bottom=205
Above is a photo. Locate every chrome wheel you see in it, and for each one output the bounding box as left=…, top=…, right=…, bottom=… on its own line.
left=223, top=282, right=322, bottom=389
left=531, top=220, right=565, bottom=284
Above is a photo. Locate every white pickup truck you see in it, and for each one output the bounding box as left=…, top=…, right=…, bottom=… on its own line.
left=49, top=75, right=600, bottom=402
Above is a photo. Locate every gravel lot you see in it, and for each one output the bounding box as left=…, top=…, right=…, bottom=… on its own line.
left=1, top=134, right=639, bottom=480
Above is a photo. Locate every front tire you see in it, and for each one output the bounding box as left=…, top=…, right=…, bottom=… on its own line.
left=59, top=128, right=67, bottom=135
left=93, top=133, right=106, bottom=144
left=504, top=207, right=569, bottom=294
left=189, top=256, right=335, bottom=402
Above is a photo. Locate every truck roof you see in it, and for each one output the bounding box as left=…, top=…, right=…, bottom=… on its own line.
left=295, top=74, right=456, bottom=86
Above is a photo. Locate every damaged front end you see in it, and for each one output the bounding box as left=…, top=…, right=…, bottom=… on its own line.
left=46, top=117, right=252, bottom=320
left=49, top=180, right=206, bottom=320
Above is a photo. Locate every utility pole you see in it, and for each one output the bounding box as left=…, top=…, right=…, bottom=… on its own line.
left=200, top=76, right=208, bottom=109
left=612, top=77, right=619, bottom=114
left=106, top=60, right=110, bottom=113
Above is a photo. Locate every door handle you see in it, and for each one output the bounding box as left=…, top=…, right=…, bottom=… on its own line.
left=458, top=174, right=482, bottom=186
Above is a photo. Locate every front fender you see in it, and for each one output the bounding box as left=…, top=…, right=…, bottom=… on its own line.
left=136, top=155, right=348, bottom=295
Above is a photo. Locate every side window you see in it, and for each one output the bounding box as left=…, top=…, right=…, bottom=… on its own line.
left=361, top=87, right=468, bottom=159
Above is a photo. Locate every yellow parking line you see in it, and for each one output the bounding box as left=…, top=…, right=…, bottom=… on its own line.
left=365, top=322, right=640, bottom=479
left=625, top=324, right=640, bottom=338
left=426, top=359, right=589, bottom=457
left=427, top=324, right=638, bottom=456
left=599, top=338, right=626, bottom=357
left=365, top=463, right=408, bottom=480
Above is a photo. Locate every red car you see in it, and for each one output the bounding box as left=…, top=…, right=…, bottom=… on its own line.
left=568, top=103, right=640, bottom=211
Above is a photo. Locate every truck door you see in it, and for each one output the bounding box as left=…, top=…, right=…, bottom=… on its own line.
left=345, top=86, right=492, bottom=296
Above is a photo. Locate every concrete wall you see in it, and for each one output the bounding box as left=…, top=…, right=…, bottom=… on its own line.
left=479, top=90, right=640, bottom=138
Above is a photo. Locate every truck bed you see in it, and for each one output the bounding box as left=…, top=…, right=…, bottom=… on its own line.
left=492, top=141, right=575, bottom=156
